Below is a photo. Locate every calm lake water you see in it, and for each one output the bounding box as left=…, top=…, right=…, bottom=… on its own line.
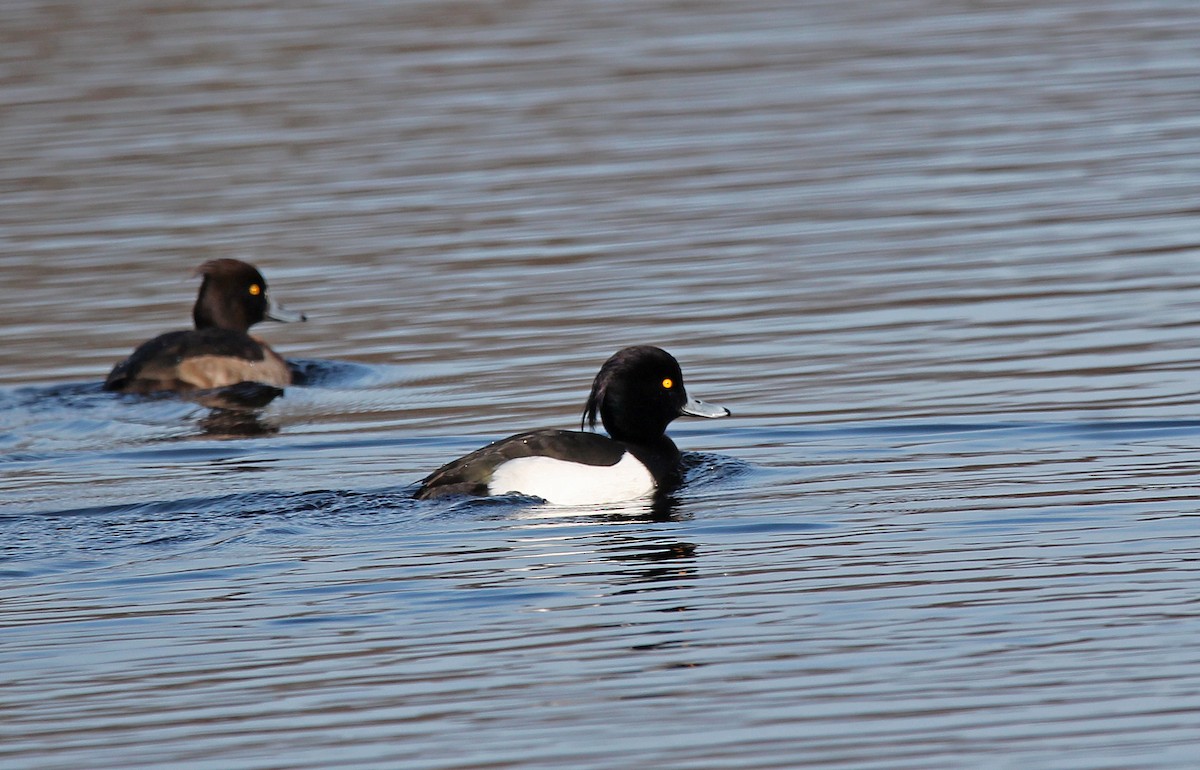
left=4, top=1, right=1200, bottom=768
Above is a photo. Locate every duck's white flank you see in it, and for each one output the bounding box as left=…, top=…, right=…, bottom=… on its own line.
left=487, top=452, right=655, bottom=505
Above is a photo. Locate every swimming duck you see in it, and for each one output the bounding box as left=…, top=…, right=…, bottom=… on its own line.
left=103, top=259, right=305, bottom=395
left=416, top=345, right=730, bottom=504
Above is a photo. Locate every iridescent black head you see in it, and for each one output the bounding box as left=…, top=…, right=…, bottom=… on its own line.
left=582, top=345, right=729, bottom=443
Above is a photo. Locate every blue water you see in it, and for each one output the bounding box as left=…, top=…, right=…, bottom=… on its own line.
left=4, top=0, right=1200, bottom=768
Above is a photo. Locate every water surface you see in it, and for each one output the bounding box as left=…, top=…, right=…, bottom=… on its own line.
left=3, top=1, right=1200, bottom=768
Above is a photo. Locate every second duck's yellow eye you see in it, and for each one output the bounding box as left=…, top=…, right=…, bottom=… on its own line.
left=249, top=284, right=262, bottom=296
left=662, top=378, right=674, bottom=389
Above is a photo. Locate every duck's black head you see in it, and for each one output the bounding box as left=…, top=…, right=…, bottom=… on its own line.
left=581, top=345, right=729, bottom=444
left=192, top=259, right=305, bottom=332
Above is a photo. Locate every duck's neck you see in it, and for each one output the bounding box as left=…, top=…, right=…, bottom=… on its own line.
left=621, top=434, right=682, bottom=486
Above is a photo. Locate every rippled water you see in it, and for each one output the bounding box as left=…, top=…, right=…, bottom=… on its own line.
left=4, top=1, right=1200, bottom=768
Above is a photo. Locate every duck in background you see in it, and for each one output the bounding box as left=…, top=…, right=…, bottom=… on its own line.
left=104, top=259, right=305, bottom=405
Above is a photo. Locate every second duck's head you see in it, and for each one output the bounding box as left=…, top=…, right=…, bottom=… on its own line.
left=192, top=258, right=306, bottom=333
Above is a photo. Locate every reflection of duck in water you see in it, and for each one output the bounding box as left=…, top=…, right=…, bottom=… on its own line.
left=197, top=407, right=280, bottom=439
left=104, top=259, right=305, bottom=405
left=417, top=346, right=730, bottom=505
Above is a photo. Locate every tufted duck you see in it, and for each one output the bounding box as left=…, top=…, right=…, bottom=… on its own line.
left=103, top=259, right=305, bottom=396
left=416, top=345, right=730, bottom=504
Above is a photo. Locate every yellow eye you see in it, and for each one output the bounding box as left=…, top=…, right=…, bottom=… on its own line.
left=249, top=284, right=262, bottom=296
left=661, top=378, right=674, bottom=389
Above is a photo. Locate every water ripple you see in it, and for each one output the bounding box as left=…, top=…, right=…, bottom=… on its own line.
left=3, top=0, right=1200, bottom=768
